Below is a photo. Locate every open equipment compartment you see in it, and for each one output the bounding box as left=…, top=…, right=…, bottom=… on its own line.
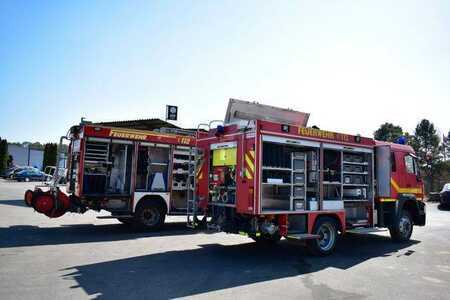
left=320, top=143, right=374, bottom=225
left=208, top=142, right=237, bottom=207
left=170, top=145, right=195, bottom=210
left=260, top=136, right=320, bottom=212
left=342, top=149, right=374, bottom=226
left=136, top=143, right=170, bottom=192
left=83, top=137, right=133, bottom=196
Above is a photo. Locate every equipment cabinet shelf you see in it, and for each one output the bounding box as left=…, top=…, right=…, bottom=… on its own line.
left=262, top=182, right=291, bottom=186
left=262, top=166, right=292, bottom=171
left=343, top=183, right=369, bottom=187
left=343, top=161, right=368, bottom=166
left=343, top=171, right=368, bottom=175
left=343, top=199, right=369, bottom=202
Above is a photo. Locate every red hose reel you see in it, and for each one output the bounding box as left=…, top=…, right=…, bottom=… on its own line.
left=30, top=190, right=71, bottom=218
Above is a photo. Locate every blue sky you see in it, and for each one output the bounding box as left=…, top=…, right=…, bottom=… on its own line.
left=1, top=1, right=449, bottom=143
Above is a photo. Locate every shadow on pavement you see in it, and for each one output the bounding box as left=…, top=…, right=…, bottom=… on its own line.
left=0, top=222, right=197, bottom=248
left=0, top=199, right=27, bottom=208
left=437, top=203, right=450, bottom=211
left=62, top=234, right=419, bottom=299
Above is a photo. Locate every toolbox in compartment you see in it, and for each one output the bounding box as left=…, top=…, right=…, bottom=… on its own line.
left=293, top=173, right=305, bottom=184
left=293, top=200, right=305, bottom=210
left=343, top=164, right=365, bottom=173
left=343, top=187, right=367, bottom=199
left=344, top=153, right=364, bottom=163
left=293, top=186, right=305, bottom=197
left=344, top=174, right=365, bottom=184
left=293, top=158, right=305, bottom=170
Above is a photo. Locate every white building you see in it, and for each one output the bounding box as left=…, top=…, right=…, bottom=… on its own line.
left=7, top=144, right=44, bottom=170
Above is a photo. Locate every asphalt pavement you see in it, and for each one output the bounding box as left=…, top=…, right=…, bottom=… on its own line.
left=0, top=179, right=449, bottom=299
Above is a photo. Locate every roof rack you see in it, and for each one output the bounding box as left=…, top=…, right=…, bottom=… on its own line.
left=156, top=127, right=196, bottom=137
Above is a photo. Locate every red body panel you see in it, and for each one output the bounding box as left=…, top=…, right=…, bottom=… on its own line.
left=83, top=125, right=196, bottom=147
left=74, top=124, right=197, bottom=199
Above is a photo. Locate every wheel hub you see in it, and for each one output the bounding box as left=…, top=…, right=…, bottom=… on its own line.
left=317, top=223, right=335, bottom=251
left=399, top=216, right=411, bottom=236
left=141, top=208, right=159, bottom=226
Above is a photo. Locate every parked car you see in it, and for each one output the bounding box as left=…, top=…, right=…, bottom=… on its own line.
left=440, top=183, right=450, bottom=207
left=8, top=166, right=38, bottom=179
left=0, top=167, right=17, bottom=179
left=14, top=169, right=50, bottom=182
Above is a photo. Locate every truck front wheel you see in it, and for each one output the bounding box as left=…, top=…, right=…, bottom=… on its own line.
left=133, top=202, right=165, bottom=231
left=307, top=217, right=338, bottom=256
left=389, top=210, right=413, bottom=242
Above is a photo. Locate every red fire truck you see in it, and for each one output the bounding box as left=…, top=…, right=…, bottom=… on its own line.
left=192, top=99, right=426, bottom=255
left=25, top=121, right=202, bottom=230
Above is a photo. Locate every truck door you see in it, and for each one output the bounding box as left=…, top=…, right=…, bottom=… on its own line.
left=402, top=152, right=421, bottom=195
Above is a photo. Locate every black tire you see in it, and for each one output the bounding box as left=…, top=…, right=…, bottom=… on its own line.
left=133, top=202, right=166, bottom=231
left=307, top=217, right=339, bottom=256
left=389, top=209, right=413, bottom=242
left=250, top=233, right=281, bottom=245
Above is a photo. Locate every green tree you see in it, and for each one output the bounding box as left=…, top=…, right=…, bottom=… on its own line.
left=409, top=119, right=442, bottom=193
left=0, top=138, right=8, bottom=173
left=42, top=143, right=58, bottom=170
left=374, top=123, right=404, bottom=142
left=442, top=130, right=450, bottom=161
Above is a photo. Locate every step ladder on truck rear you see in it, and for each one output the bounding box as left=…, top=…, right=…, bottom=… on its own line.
left=186, top=121, right=223, bottom=228
left=186, top=147, right=199, bottom=228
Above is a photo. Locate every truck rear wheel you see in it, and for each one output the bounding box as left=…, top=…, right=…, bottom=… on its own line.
left=307, top=217, right=338, bottom=256
left=133, top=202, right=165, bottom=231
left=389, top=210, right=413, bottom=242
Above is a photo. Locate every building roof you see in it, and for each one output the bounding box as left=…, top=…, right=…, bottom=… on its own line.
left=94, top=118, right=179, bottom=131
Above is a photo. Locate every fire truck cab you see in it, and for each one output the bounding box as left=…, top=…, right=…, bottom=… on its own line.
left=194, top=99, right=426, bottom=255
left=27, top=122, right=200, bottom=230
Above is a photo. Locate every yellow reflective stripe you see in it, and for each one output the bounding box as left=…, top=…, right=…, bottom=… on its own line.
left=195, top=160, right=203, bottom=179
left=245, top=168, right=253, bottom=179
left=380, top=198, right=397, bottom=202
left=390, top=178, right=422, bottom=194
left=249, top=150, right=255, bottom=159
left=245, top=154, right=254, bottom=172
